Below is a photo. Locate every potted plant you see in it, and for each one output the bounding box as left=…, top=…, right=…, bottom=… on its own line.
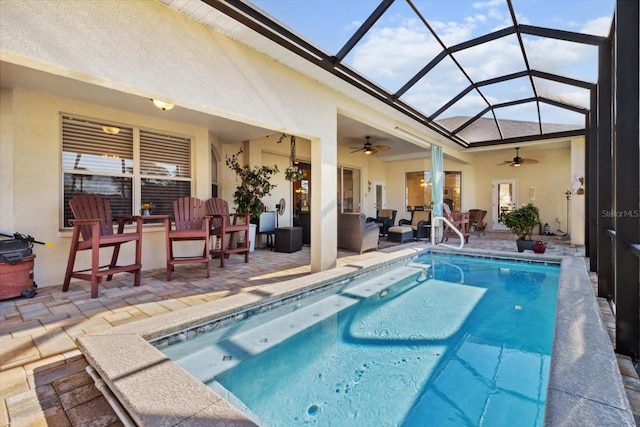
left=140, top=202, right=155, bottom=215
left=502, top=203, right=540, bottom=252
left=284, top=165, right=303, bottom=182
left=225, top=149, right=279, bottom=223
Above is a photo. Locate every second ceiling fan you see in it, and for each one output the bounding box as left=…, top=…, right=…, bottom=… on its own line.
left=350, top=136, right=390, bottom=155
left=497, top=147, right=539, bottom=167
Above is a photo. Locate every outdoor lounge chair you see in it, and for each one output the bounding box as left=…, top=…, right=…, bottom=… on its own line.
left=399, top=210, right=431, bottom=241
left=367, top=209, right=397, bottom=236
left=63, top=194, right=143, bottom=298
left=337, top=213, right=379, bottom=254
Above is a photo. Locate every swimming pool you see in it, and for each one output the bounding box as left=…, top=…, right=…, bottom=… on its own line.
left=159, top=253, right=560, bottom=426
left=77, top=248, right=633, bottom=426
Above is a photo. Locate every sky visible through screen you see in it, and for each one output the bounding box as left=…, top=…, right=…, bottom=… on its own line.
left=250, top=0, right=614, bottom=126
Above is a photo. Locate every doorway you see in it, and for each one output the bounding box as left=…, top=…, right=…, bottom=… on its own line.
left=373, top=181, right=386, bottom=211
left=492, top=179, right=517, bottom=231
left=292, top=161, right=311, bottom=244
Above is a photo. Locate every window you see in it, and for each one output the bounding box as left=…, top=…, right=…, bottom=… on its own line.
left=405, top=170, right=462, bottom=211
left=210, top=144, right=218, bottom=198
left=62, top=115, right=191, bottom=227
left=338, top=166, right=361, bottom=213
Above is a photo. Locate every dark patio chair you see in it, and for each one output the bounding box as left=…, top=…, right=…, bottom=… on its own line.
left=372, top=209, right=397, bottom=236
left=63, top=194, right=143, bottom=298
left=399, top=210, right=431, bottom=241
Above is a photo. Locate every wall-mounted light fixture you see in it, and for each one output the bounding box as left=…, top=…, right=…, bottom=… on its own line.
left=572, top=175, right=585, bottom=195
left=102, top=126, right=120, bottom=135
left=151, top=99, right=174, bottom=111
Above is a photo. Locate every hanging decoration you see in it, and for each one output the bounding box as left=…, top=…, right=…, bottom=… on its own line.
left=285, top=165, right=303, bottom=181
left=290, top=135, right=298, bottom=165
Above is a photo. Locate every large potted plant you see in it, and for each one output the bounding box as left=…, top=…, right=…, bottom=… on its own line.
left=502, top=203, right=540, bottom=252
left=225, top=150, right=279, bottom=249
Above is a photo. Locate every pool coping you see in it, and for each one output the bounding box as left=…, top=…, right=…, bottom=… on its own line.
left=76, top=247, right=635, bottom=426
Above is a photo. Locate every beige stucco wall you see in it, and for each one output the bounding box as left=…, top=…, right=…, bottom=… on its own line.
left=384, top=157, right=476, bottom=225
left=472, top=144, right=578, bottom=235
left=570, top=139, right=586, bottom=245
left=2, top=88, right=214, bottom=287
left=381, top=141, right=583, bottom=241
left=0, top=88, right=15, bottom=232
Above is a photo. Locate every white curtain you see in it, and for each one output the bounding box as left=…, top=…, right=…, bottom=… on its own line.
left=431, top=144, right=443, bottom=217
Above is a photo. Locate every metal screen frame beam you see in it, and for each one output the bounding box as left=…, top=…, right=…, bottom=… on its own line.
left=587, top=88, right=597, bottom=268
left=207, top=0, right=607, bottom=149
left=613, top=0, right=639, bottom=358
left=597, top=42, right=613, bottom=298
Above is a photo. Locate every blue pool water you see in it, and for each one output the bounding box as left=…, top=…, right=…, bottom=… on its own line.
left=160, top=253, right=560, bottom=426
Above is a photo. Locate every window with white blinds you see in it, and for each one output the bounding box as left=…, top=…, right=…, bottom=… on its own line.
left=140, top=130, right=191, bottom=217
left=61, top=115, right=192, bottom=227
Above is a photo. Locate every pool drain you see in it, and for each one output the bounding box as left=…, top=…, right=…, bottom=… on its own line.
left=307, top=404, right=319, bottom=416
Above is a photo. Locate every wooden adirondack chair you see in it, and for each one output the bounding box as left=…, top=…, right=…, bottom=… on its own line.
left=206, top=198, right=250, bottom=267
left=442, top=203, right=470, bottom=243
left=165, top=197, right=211, bottom=280
left=469, top=209, right=487, bottom=236
left=63, top=194, right=143, bottom=298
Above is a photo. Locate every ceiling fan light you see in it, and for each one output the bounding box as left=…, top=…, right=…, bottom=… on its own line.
left=513, top=162, right=521, bottom=167
left=151, top=99, right=174, bottom=111
left=364, top=148, right=373, bottom=155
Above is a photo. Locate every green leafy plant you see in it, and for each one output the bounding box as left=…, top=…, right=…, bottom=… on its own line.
left=503, top=203, right=540, bottom=240
left=225, top=150, right=279, bottom=220
left=284, top=165, right=303, bottom=181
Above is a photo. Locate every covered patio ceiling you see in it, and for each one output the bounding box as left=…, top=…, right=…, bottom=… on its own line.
left=0, top=61, right=424, bottom=161
left=164, top=0, right=612, bottom=149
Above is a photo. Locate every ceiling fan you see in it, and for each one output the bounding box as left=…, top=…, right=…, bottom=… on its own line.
left=497, top=147, right=539, bottom=167
left=350, top=136, right=390, bottom=155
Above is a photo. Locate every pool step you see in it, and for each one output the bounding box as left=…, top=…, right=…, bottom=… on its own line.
left=179, top=293, right=360, bottom=378
left=342, top=264, right=428, bottom=299
left=174, top=265, right=430, bottom=380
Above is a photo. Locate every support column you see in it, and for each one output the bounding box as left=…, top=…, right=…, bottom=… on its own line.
left=310, top=122, right=337, bottom=272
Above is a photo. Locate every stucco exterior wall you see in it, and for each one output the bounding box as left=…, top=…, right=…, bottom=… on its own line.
left=570, top=139, right=586, bottom=245
left=2, top=88, right=213, bottom=287
left=382, top=142, right=581, bottom=241
left=384, top=157, right=476, bottom=225
left=472, top=144, right=577, bottom=235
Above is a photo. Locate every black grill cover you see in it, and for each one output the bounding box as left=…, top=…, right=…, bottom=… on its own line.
left=0, top=239, right=34, bottom=264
